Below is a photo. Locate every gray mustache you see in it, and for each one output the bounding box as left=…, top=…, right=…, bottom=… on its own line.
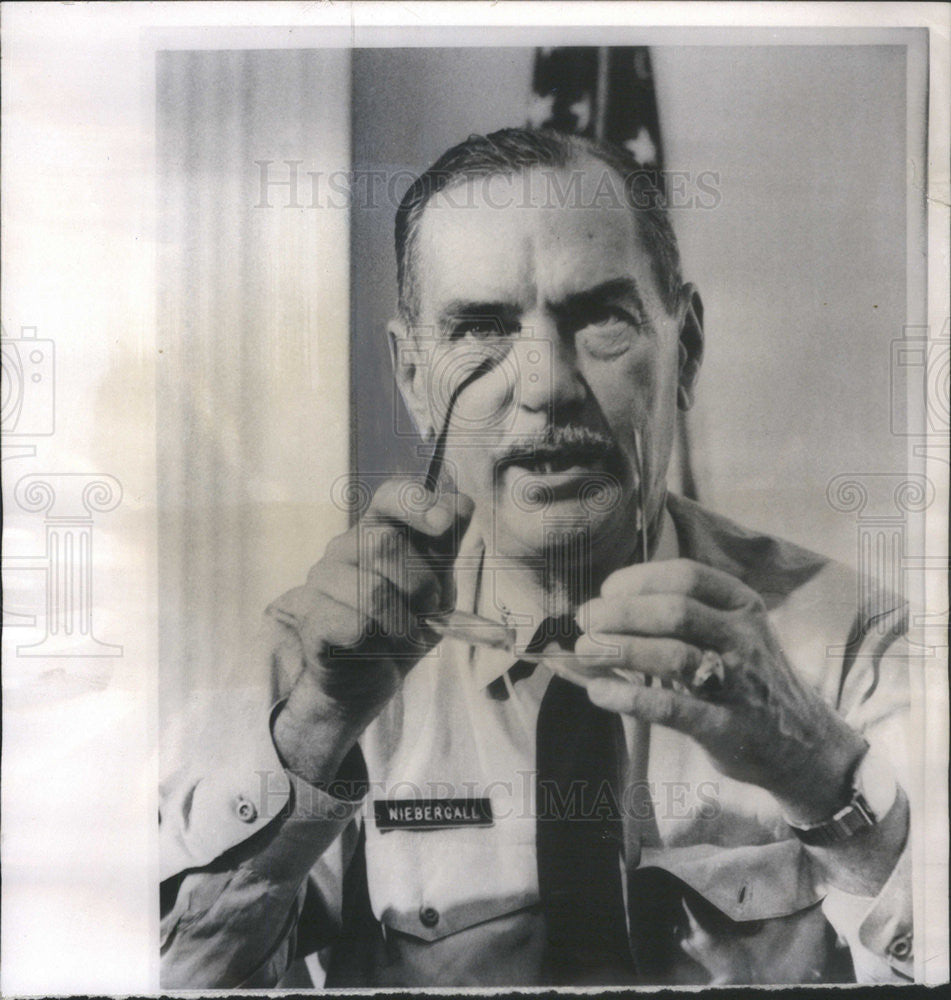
left=496, top=426, right=616, bottom=466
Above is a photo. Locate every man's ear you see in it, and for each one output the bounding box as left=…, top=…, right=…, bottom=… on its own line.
left=676, top=284, right=704, bottom=411
left=388, top=318, right=435, bottom=441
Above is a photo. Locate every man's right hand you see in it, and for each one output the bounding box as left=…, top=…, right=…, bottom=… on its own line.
left=269, top=481, right=473, bottom=786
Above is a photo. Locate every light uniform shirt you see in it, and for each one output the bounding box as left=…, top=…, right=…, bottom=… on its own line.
left=159, top=494, right=914, bottom=988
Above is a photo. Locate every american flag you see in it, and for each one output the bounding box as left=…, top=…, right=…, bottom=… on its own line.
left=528, top=47, right=664, bottom=166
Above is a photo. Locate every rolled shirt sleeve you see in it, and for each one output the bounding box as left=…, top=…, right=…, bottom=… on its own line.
left=159, top=690, right=363, bottom=988
left=823, top=836, right=914, bottom=982
left=818, top=601, right=915, bottom=981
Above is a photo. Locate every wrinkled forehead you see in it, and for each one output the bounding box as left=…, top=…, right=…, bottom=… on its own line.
left=413, top=160, right=657, bottom=314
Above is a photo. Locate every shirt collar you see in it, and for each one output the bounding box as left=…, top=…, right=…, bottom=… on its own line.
left=458, top=499, right=681, bottom=690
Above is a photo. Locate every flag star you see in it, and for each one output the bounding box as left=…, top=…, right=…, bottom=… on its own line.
left=569, top=95, right=592, bottom=131
left=626, top=127, right=658, bottom=165
left=527, top=92, right=556, bottom=128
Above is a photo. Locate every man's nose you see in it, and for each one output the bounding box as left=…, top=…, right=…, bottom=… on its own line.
left=513, top=318, right=585, bottom=414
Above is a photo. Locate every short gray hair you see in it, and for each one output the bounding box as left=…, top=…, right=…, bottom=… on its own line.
left=394, top=127, right=683, bottom=324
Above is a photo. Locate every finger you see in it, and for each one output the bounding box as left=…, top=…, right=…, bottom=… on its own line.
left=271, top=564, right=441, bottom=657
left=572, top=632, right=704, bottom=682
left=313, top=524, right=446, bottom=603
left=369, top=479, right=475, bottom=538
left=353, top=528, right=444, bottom=603
left=580, top=593, right=730, bottom=650
left=296, top=591, right=366, bottom=652
left=318, top=529, right=359, bottom=568
left=265, top=584, right=314, bottom=631
left=599, top=558, right=757, bottom=610
left=586, top=676, right=732, bottom=737
left=306, top=559, right=441, bottom=618
left=309, top=573, right=440, bottom=655
left=281, top=584, right=390, bottom=655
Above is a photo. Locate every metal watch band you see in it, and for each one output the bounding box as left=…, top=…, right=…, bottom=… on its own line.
left=789, top=791, right=878, bottom=846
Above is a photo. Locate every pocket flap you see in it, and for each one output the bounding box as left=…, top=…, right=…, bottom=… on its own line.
left=638, top=838, right=822, bottom=923
left=364, top=820, right=538, bottom=943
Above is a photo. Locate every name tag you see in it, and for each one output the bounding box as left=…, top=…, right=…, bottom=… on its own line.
left=374, top=797, right=494, bottom=831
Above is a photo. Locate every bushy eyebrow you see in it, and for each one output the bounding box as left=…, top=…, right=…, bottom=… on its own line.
left=438, top=300, right=519, bottom=321
left=553, top=278, right=646, bottom=319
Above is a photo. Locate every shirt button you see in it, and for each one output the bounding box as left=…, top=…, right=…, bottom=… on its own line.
left=599, top=823, right=619, bottom=843
left=234, top=795, right=258, bottom=823
left=419, top=906, right=439, bottom=928
left=889, top=932, right=913, bottom=960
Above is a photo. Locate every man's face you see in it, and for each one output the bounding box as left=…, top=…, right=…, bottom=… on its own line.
left=395, top=158, right=701, bottom=561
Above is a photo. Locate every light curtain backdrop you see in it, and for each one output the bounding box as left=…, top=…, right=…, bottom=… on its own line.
left=156, top=50, right=350, bottom=729
left=157, top=45, right=907, bottom=718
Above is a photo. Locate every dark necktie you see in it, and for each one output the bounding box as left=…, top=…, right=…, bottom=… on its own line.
left=530, top=616, right=636, bottom=984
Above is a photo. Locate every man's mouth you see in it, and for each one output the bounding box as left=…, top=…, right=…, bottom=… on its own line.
left=493, top=428, right=628, bottom=504
left=500, top=446, right=605, bottom=476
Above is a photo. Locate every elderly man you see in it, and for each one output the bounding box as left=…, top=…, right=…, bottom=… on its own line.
left=160, top=128, right=913, bottom=987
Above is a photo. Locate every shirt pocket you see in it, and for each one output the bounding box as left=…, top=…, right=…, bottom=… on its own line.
left=364, top=819, right=538, bottom=943
left=640, top=839, right=821, bottom=922
left=635, top=841, right=845, bottom=985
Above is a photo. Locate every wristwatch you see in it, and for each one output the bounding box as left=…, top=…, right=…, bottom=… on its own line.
left=788, top=750, right=898, bottom=847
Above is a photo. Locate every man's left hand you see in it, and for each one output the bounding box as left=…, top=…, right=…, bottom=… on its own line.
left=564, top=558, right=869, bottom=825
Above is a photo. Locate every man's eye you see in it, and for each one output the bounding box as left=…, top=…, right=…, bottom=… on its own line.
left=577, top=307, right=642, bottom=358
left=586, top=305, right=642, bottom=328
left=449, top=319, right=514, bottom=341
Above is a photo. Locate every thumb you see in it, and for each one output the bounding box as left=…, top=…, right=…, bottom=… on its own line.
left=425, top=489, right=475, bottom=555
